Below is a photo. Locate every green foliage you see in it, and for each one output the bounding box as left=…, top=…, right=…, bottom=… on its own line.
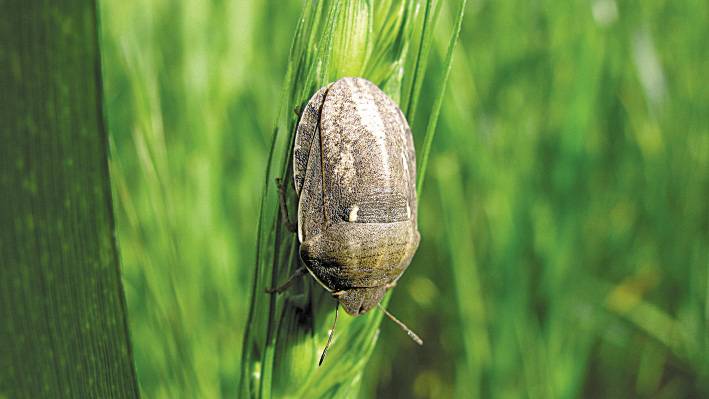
left=101, top=0, right=295, bottom=396
left=102, top=0, right=708, bottom=398
left=1, top=2, right=138, bottom=397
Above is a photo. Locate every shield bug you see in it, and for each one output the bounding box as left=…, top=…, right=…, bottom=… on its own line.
left=268, top=77, right=422, bottom=365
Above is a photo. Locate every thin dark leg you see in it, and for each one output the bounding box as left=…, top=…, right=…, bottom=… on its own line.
left=319, top=302, right=339, bottom=366
left=265, top=266, right=306, bottom=294
left=275, top=177, right=297, bottom=233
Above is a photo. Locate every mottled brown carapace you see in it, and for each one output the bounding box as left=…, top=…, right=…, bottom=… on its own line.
left=293, top=77, right=420, bottom=316
left=269, top=77, right=422, bottom=365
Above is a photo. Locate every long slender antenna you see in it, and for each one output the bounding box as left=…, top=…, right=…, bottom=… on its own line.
left=377, top=303, right=423, bottom=345
left=319, top=302, right=339, bottom=366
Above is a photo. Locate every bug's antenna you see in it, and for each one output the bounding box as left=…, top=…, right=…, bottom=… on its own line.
left=319, top=302, right=339, bottom=366
left=377, top=303, right=423, bottom=345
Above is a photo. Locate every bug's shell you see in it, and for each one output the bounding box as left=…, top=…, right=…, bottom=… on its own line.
left=293, top=77, right=420, bottom=316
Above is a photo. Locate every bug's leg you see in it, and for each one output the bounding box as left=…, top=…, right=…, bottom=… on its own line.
left=275, top=177, right=297, bottom=233
left=265, top=266, right=306, bottom=294
left=319, top=301, right=339, bottom=366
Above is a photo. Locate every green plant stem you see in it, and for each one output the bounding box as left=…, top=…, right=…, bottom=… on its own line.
left=417, top=0, right=468, bottom=198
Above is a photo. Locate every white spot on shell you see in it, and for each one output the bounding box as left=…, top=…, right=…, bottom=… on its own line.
left=349, top=205, right=359, bottom=222
left=406, top=203, right=411, bottom=219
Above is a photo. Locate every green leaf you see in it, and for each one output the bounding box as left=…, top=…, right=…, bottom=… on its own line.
left=0, top=2, right=139, bottom=397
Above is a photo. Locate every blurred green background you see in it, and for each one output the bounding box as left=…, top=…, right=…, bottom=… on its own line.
left=100, top=0, right=708, bottom=397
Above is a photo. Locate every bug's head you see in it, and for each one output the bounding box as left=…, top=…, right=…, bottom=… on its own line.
left=334, top=286, right=387, bottom=316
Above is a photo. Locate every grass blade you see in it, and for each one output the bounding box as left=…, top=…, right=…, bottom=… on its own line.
left=417, top=0, right=468, bottom=197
